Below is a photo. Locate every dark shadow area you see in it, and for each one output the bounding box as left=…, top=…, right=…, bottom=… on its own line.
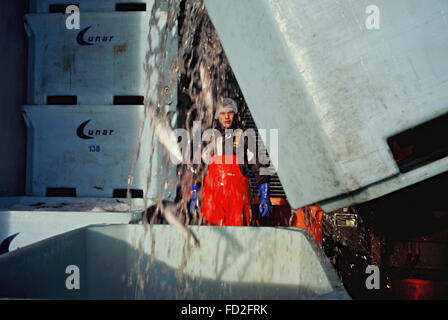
left=387, top=112, right=448, bottom=173
left=115, top=3, right=147, bottom=12
left=47, top=95, right=77, bottom=105
left=323, top=171, right=448, bottom=300
left=359, top=172, right=448, bottom=240
left=0, top=0, right=28, bottom=197
left=46, top=187, right=77, bottom=197
left=49, top=4, right=80, bottom=13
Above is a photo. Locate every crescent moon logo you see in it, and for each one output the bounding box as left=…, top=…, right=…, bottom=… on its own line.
left=76, top=26, right=93, bottom=46
left=0, top=232, right=20, bottom=255
left=77, top=120, right=94, bottom=139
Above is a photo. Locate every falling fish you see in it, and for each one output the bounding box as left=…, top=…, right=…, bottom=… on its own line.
left=161, top=202, right=200, bottom=248
left=199, top=62, right=213, bottom=112
left=154, top=119, right=183, bottom=164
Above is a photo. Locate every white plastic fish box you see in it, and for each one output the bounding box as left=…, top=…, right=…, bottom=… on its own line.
left=22, top=105, right=177, bottom=200
left=24, top=10, right=177, bottom=105
left=29, top=0, right=156, bottom=13
left=204, top=0, right=448, bottom=211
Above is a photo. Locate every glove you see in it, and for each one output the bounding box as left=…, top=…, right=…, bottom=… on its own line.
left=189, top=184, right=201, bottom=214
left=258, top=183, right=272, bottom=217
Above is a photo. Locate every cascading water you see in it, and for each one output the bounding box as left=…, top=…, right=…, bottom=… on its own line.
left=125, top=0, right=250, bottom=299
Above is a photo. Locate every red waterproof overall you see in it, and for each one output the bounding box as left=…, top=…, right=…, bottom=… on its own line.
left=202, top=155, right=252, bottom=226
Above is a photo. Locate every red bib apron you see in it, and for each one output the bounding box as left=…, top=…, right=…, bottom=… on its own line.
left=202, top=155, right=252, bottom=226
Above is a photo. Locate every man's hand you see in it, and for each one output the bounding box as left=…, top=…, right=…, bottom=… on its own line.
left=189, top=184, right=201, bottom=214
left=258, top=183, right=272, bottom=217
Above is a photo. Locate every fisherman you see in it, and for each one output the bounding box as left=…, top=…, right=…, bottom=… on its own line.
left=189, top=98, right=272, bottom=226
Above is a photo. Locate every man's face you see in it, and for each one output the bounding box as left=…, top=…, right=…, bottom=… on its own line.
left=218, top=110, right=235, bottom=128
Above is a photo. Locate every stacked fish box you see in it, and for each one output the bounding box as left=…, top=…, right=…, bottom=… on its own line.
left=22, top=0, right=178, bottom=202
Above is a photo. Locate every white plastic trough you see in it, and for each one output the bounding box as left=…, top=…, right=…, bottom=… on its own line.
left=0, top=225, right=350, bottom=300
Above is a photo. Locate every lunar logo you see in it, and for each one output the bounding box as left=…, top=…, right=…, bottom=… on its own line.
left=76, top=120, right=114, bottom=139
left=76, top=26, right=93, bottom=46
left=76, top=26, right=114, bottom=46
